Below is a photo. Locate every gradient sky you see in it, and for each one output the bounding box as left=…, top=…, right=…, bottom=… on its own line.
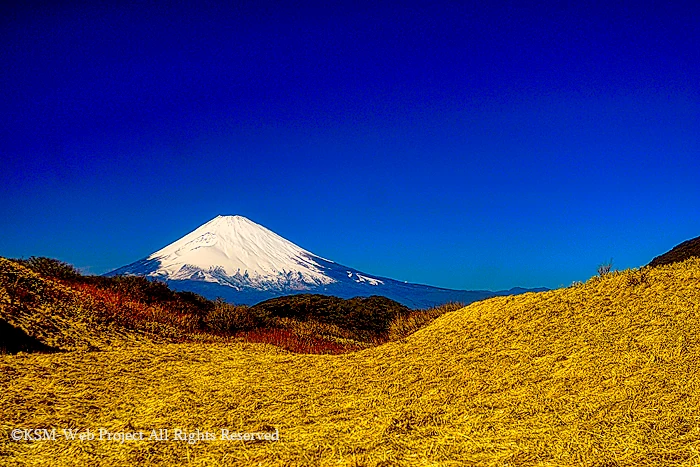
left=2, top=1, right=698, bottom=291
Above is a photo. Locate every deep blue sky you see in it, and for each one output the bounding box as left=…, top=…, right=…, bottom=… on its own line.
left=2, top=1, right=698, bottom=290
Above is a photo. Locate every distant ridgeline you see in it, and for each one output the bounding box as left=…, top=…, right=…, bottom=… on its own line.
left=648, top=235, right=700, bottom=268
left=3, top=228, right=700, bottom=356
left=106, top=215, right=548, bottom=308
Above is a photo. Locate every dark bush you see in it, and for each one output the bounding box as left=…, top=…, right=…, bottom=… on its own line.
left=19, top=257, right=82, bottom=281
left=648, top=235, right=700, bottom=268
left=251, top=294, right=411, bottom=335
left=204, top=300, right=270, bottom=333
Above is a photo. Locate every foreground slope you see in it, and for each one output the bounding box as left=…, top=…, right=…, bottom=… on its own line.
left=2, top=259, right=700, bottom=465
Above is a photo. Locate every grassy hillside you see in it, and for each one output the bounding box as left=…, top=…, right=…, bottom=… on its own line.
left=0, top=256, right=242, bottom=354
left=0, top=257, right=171, bottom=352
left=2, top=258, right=699, bottom=465
left=0, top=257, right=455, bottom=355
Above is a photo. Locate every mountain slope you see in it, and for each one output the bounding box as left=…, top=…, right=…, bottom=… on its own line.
left=108, top=215, right=546, bottom=307
left=649, top=235, right=700, bottom=267
left=108, top=215, right=334, bottom=290
left=4, top=258, right=700, bottom=465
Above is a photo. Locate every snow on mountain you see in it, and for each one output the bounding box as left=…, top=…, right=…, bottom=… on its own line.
left=107, top=215, right=547, bottom=308
left=135, top=215, right=334, bottom=290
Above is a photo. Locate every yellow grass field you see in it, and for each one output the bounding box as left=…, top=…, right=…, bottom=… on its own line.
left=2, top=258, right=700, bottom=466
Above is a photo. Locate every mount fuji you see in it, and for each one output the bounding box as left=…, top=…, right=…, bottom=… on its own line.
left=106, top=215, right=546, bottom=308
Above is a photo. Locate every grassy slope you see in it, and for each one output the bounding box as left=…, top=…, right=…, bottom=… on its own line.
left=0, top=258, right=164, bottom=352
left=1, top=257, right=442, bottom=355
left=2, top=259, right=700, bottom=465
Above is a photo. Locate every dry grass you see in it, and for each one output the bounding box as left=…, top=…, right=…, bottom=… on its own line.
left=0, top=258, right=164, bottom=351
left=2, top=258, right=700, bottom=465
left=387, top=302, right=464, bottom=341
left=238, top=317, right=376, bottom=354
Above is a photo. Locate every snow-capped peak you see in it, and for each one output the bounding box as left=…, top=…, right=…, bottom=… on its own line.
left=145, top=215, right=335, bottom=287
